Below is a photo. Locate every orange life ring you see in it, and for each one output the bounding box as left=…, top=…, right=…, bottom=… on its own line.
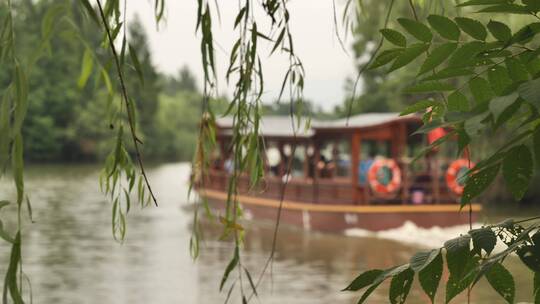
left=367, top=158, right=402, bottom=195
left=446, top=159, right=474, bottom=195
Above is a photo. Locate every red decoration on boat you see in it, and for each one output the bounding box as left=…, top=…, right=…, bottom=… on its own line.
left=428, top=127, right=447, bottom=145
left=367, top=158, right=402, bottom=195
left=446, top=158, right=473, bottom=195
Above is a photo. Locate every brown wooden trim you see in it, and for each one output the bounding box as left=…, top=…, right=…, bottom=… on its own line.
left=201, top=189, right=482, bottom=214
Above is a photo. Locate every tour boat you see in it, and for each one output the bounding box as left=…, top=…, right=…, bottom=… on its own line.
left=197, top=113, right=481, bottom=232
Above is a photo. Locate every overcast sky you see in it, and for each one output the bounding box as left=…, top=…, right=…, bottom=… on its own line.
left=128, top=1, right=356, bottom=111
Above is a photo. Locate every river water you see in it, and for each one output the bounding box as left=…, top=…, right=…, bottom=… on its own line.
left=0, top=162, right=535, bottom=303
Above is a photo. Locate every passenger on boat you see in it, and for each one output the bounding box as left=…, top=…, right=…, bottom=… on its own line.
left=358, top=151, right=376, bottom=185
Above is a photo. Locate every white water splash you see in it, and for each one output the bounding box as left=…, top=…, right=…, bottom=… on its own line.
left=345, top=221, right=482, bottom=248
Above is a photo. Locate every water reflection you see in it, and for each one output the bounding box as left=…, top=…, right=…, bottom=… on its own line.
left=0, top=163, right=535, bottom=303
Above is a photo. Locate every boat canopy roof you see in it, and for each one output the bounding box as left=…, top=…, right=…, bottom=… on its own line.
left=215, top=113, right=419, bottom=139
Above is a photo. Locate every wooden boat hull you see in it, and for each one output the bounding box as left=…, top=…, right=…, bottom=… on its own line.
left=199, top=189, right=481, bottom=232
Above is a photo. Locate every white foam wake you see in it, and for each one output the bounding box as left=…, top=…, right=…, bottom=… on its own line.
left=345, top=221, right=482, bottom=248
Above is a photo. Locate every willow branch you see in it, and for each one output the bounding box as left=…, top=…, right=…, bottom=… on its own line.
left=96, top=0, right=158, bottom=206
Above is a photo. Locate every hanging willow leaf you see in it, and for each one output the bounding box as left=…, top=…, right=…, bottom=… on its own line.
left=78, top=48, right=94, bottom=88
left=13, top=61, right=28, bottom=134
left=129, top=44, right=144, bottom=85
left=220, top=246, right=239, bottom=291
left=502, top=145, right=533, bottom=200
left=3, top=232, right=23, bottom=304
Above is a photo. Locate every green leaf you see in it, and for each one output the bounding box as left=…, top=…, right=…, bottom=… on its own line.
left=370, top=49, right=403, bottom=70
left=518, top=245, right=540, bottom=272
left=220, top=246, right=239, bottom=291
left=404, top=81, right=454, bottom=93
left=464, top=112, right=489, bottom=137
left=357, top=282, right=382, bottom=304
left=448, top=41, right=486, bottom=67
left=485, top=263, right=515, bottom=304
left=488, top=66, right=513, bottom=96
left=78, top=48, right=94, bottom=88
left=534, top=272, right=540, bottom=302
left=389, top=268, right=414, bottom=304
left=518, top=78, right=540, bottom=110
left=4, top=232, right=23, bottom=304
left=423, top=67, right=474, bottom=81
left=445, top=235, right=471, bottom=279
left=502, top=145, right=533, bottom=200
left=400, top=100, right=437, bottom=116
left=489, top=93, right=519, bottom=121
left=79, top=0, right=100, bottom=25
left=13, top=62, right=28, bottom=134
left=448, top=91, right=470, bottom=112
left=487, top=20, right=512, bottom=42
left=410, top=249, right=440, bottom=272
left=389, top=43, right=429, bottom=72
left=506, top=57, right=529, bottom=83
left=397, top=18, right=433, bottom=42
left=470, top=228, right=497, bottom=255
left=42, top=3, right=65, bottom=38
left=419, top=251, right=443, bottom=303
left=457, top=0, right=508, bottom=6
left=479, top=3, right=531, bottom=14
left=343, top=269, right=383, bottom=291
left=129, top=44, right=144, bottom=85
left=419, top=42, right=458, bottom=75
left=446, top=257, right=479, bottom=303
left=469, top=77, right=494, bottom=105
left=427, top=15, right=460, bottom=40
left=12, top=133, right=24, bottom=206
left=534, top=127, right=540, bottom=170
left=461, top=164, right=500, bottom=205
left=381, top=29, right=407, bottom=47
left=455, top=17, right=487, bottom=40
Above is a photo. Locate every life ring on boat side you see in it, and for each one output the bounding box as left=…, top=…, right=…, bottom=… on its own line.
left=446, top=159, right=474, bottom=195
left=367, top=158, right=402, bottom=195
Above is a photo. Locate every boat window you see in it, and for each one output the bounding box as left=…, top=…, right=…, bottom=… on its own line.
left=336, top=140, right=351, bottom=177
left=292, top=145, right=306, bottom=178
left=361, top=140, right=391, bottom=158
